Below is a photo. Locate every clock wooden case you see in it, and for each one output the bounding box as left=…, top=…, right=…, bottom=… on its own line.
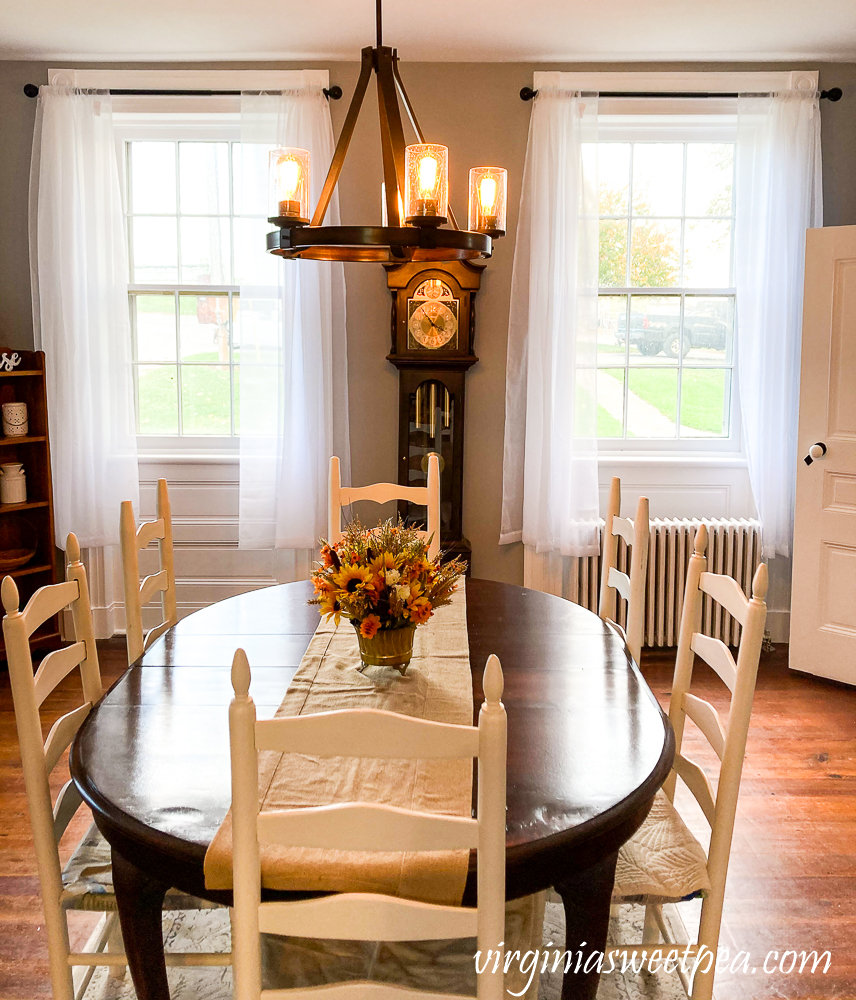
left=385, top=260, right=484, bottom=565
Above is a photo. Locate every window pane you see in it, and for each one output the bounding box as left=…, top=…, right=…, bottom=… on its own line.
left=234, top=141, right=275, bottom=217
left=133, top=294, right=176, bottom=362
left=137, top=365, right=178, bottom=434
left=628, top=295, right=681, bottom=364
left=235, top=218, right=280, bottom=287
left=627, top=368, right=677, bottom=438
left=683, top=219, right=732, bottom=287
left=179, top=217, right=231, bottom=284
left=680, top=369, right=729, bottom=437
left=131, top=217, right=178, bottom=282
left=631, top=143, right=683, bottom=217
left=598, top=295, right=627, bottom=365
left=130, top=142, right=175, bottom=214
left=684, top=296, right=733, bottom=364
left=599, top=220, right=628, bottom=287
left=597, top=369, right=625, bottom=437
left=599, top=143, right=631, bottom=215
left=685, top=143, right=733, bottom=217
left=179, top=294, right=230, bottom=362
left=232, top=296, right=241, bottom=363
left=233, top=364, right=241, bottom=433
left=630, top=220, right=680, bottom=287
left=180, top=365, right=231, bottom=435
left=179, top=142, right=230, bottom=215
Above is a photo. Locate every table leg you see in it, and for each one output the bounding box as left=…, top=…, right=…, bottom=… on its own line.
left=555, top=850, right=618, bottom=1000
left=111, top=847, right=171, bottom=1000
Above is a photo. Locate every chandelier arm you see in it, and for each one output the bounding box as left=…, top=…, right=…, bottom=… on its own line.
left=376, top=48, right=408, bottom=219
left=377, top=83, right=402, bottom=231
left=392, top=57, right=460, bottom=232
left=310, top=45, right=374, bottom=228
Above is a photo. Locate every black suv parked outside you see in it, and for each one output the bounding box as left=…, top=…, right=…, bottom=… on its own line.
left=615, top=310, right=728, bottom=358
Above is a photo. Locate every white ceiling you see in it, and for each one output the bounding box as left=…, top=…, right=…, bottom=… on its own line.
left=2, top=0, right=856, bottom=63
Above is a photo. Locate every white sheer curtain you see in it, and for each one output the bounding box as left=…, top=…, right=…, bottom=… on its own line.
left=238, top=85, right=350, bottom=576
left=500, top=85, right=600, bottom=561
left=29, top=87, right=139, bottom=548
left=736, top=91, right=822, bottom=559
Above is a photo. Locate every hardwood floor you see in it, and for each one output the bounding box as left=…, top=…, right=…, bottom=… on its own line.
left=1, top=640, right=854, bottom=1000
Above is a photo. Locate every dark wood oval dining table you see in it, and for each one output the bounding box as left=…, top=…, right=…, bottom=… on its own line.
left=70, top=578, right=674, bottom=1000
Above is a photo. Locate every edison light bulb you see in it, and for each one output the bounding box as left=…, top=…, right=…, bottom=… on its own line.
left=269, top=146, right=310, bottom=222
left=404, top=144, right=448, bottom=224
left=418, top=154, right=438, bottom=198
left=468, top=166, right=507, bottom=235
left=479, top=175, right=498, bottom=213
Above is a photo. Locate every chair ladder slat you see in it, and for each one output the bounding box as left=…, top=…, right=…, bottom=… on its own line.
left=43, top=703, right=91, bottom=773
left=257, top=803, right=479, bottom=852
left=699, top=571, right=750, bottom=627
left=340, top=482, right=430, bottom=506
left=136, top=518, right=165, bottom=550
left=20, top=581, right=79, bottom=637
left=682, top=692, right=727, bottom=761
left=255, top=709, right=480, bottom=759
left=258, top=893, right=478, bottom=941
left=33, top=642, right=86, bottom=708
left=143, top=619, right=173, bottom=653
left=672, top=752, right=716, bottom=825
left=139, top=569, right=168, bottom=607
left=53, top=779, right=84, bottom=843
left=611, top=515, right=635, bottom=547
left=607, top=566, right=632, bottom=602
left=691, top=632, right=738, bottom=693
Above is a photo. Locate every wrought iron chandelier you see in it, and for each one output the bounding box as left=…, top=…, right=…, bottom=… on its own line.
left=266, top=0, right=507, bottom=263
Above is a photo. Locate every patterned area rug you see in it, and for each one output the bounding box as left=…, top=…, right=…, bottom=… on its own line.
left=82, top=899, right=688, bottom=1000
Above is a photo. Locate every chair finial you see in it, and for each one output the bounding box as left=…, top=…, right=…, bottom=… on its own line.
left=483, top=654, right=504, bottom=704
left=66, top=532, right=81, bottom=564
left=231, top=648, right=251, bottom=697
left=694, top=523, right=708, bottom=555
left=2, top=575, right=20, bottom=615
left=752, top=561, right=769, bottom=602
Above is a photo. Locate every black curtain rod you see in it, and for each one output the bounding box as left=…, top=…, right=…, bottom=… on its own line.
left=23, top=83, right=343, bottom=100
left=520, top=86, right=843, bottom=102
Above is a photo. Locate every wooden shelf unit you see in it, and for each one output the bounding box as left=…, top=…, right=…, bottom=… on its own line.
left=0, top=350, right=61, bottom=657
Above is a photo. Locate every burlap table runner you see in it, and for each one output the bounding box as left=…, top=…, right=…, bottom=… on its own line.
left=204, top=582, right=473, bottom=906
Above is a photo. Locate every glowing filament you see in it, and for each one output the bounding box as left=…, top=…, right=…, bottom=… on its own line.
left=278, top=157, right=301, bottom=199
left=418, top=155, right=438, bottom=197
left=479, top=176, right=498, bottom=213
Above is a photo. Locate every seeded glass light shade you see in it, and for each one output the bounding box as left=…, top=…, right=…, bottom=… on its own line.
left=468, top=166, right=507, bottom=236
left=404, top=144, right=448, bottom=225
left=269, top=147, right=310, bottom=223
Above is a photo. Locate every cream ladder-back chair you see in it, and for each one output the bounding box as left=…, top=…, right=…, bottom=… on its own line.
left=598, top=476, right=650, bottom=664
left=328, top=454, right=441, bottom=560
left=120, top=477, right=177, bottom=665
left=3, top=535, right=229, bottom=1000
left=609, top=524, right=768, bottom=1000
left=229, top=647, right=508, bottom=1000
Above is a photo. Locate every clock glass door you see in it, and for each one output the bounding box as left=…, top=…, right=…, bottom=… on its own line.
left=405, top=378, right=454, bottom=538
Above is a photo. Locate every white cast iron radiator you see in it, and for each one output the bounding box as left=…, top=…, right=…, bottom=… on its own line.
left=526, top=518, right=762, bottom=648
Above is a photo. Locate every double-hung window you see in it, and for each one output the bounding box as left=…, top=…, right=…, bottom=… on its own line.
left=118, top=116, right=243, bottom=443
left=594, top=112, right=738, bottom=448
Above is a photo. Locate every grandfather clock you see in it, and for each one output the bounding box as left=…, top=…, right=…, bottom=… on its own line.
left=385, top=260, right=484, bottom=564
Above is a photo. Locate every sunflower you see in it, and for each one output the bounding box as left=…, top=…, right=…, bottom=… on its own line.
left=333, top=564, right=374, bottom=595
left=360, top=614, right=382, bottom=638
left=406, top=596, right=433, bottom=625
left=318, top=593, right=342, bottom=626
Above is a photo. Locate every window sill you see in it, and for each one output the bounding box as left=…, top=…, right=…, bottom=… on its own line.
left=137, top=450, right=239, bottom=466
left=598, top=451, right=747, bottom=468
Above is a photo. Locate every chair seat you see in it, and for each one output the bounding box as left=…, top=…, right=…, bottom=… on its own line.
left=612, top=791, right=711, bottom=905
left=61, top=822, right=220, bottom=912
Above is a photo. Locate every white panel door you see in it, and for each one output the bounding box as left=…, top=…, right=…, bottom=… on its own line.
left=791, top=225, right=856, bottom=684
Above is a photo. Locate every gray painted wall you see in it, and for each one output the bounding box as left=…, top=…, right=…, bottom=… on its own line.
left=2, top=59, right=854, bottom=584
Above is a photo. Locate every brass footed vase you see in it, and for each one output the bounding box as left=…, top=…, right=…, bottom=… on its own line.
left=355, top=624, right=416, bottom=675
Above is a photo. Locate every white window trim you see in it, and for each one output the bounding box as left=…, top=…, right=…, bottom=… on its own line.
left=533, top=69, right=818, bottom=96
left=48, top=68, right=329, bottom=91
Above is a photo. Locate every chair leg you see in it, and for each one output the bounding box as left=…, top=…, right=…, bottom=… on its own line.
left=45, top=904, right=75, bottom=1000
left=106, top=914, right=126, bottom=982
left=641, top=904, right=661, bottom=944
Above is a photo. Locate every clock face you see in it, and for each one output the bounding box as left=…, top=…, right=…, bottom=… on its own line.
left=407, top=279, right=459, bottom=350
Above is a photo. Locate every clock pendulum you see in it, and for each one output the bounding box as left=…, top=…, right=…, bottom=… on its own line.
left=385, top=260, right=484, bottom=567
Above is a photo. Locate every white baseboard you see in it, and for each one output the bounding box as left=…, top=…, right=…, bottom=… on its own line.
left=765, top=609, right=790, bottom=644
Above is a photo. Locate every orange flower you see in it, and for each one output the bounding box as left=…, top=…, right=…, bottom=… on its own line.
left=320, top=544, right=336, bottom=568
left=313, top=574, right=334, bottom=595
left=407, top=597, right=433, bottom=625
left=360, top=615, right=381, bottom=638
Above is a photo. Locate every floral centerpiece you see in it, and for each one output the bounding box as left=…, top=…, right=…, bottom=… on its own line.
left=310, top=517, right=466, bottom=674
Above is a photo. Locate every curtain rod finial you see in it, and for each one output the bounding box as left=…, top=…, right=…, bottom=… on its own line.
left=24, top=83, right=39, bottom=98
left=821, top=87, right=843, bottom=102
left=520, top=87, right=537, bottom=102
